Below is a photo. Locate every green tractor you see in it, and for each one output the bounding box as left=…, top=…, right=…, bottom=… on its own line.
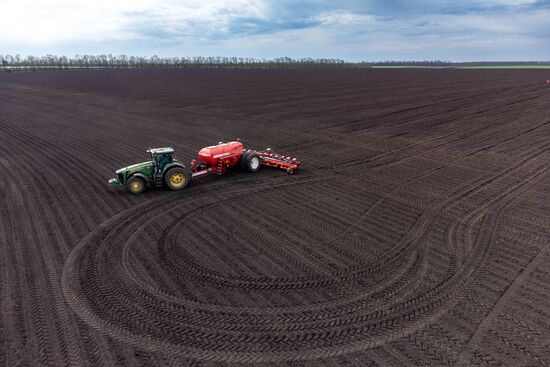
left=108, top=147, right=190, bottom=194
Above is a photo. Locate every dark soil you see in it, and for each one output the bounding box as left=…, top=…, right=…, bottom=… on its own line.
left=1, top=69, right=549, bottom=366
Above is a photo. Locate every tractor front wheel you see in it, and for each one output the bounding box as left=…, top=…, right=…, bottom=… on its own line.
left=127, top=176, right=146, bottom=194
left=165, top=167, right=190, bottom=191
left=240, top=151, right=261, bottom=172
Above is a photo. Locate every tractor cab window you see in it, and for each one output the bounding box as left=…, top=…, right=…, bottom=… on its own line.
left=152, top=153, right=173, bottom=173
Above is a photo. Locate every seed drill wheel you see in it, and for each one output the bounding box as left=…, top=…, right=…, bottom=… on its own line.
left=240, top=151, right=261, bottom=172
left=127, top=176, right=146, bottom=194
left=165, top=167, right=190, bottom=191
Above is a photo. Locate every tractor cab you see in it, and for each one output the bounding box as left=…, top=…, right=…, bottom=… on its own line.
left=147, top=147, right=174, bottom=173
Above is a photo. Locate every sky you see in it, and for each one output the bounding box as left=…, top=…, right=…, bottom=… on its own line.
left=0, top=0, right=549, bottom=61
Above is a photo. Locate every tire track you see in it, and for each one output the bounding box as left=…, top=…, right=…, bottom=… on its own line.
left=61, top=138, right=550, bottom=362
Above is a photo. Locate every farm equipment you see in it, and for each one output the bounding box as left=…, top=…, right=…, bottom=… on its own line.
left=108, top=141, right=300, bottom=194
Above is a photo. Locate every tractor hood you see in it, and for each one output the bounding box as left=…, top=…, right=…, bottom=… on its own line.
left=115, top=161, right=153, bottom=174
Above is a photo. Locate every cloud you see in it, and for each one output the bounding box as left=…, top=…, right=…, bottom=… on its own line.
left=0, top=0, right=549, bottom=60
left=313, top=12, right=376, bottom=26
left=0, top=0, right=271, bottom=44
left=1, top=0, right=143, bottom=44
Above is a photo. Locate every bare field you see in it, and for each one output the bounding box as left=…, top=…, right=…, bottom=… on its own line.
left=1, top=69, right=549, bottom=366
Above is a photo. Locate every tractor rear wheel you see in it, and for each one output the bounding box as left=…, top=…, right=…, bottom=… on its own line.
left=165, top=167, right=190, bottom=190
left=240, top=151, right=261, bottom=172
left=127, top=176, right=146, bottom=194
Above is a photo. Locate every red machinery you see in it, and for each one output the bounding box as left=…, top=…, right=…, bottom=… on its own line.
left=190, top=140, right=300, bottom=179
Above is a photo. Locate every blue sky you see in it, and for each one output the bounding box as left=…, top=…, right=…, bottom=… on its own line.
left=1, top=0, right=549, bottom=61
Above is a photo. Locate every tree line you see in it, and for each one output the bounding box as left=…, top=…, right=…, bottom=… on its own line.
left=1, top=55, right=548, bottom=72
left=0, top=54, right=351, bottom=71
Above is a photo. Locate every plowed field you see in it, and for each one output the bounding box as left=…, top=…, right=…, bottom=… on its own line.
left=1, top=69, right=549, bottom=366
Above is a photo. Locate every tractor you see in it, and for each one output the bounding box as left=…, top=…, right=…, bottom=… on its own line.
left=108, top=141, right=300, bottom=194
left=107, top=147, right=190, bottom=194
